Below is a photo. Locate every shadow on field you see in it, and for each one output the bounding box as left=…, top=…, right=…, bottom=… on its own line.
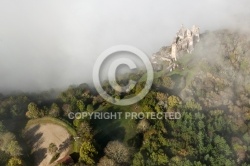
left=58, top=136, right=72, bottom=152
left=92, top=118, right=125, bottom=149
left=24, top=124, right=46, bottom=166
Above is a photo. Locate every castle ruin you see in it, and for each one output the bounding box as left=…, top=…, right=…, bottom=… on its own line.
left=150, top=25, right=200, bottom=71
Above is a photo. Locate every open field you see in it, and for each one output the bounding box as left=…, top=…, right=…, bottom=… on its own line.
left=24, top=118, right=76, bottom=166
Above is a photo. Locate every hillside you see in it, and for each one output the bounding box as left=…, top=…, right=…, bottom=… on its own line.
left=0, top=29, right=250, bottom=165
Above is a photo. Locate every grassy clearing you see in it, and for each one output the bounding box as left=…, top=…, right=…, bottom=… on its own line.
left=92, top=105, right=137, bottom=147
left=114, top=105, right=137, bottom=143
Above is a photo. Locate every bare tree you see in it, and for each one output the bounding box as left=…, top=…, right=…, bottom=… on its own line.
left=137, top=119, right=150, bottom=133
left=97, top=156, right=116, bottom=166
left=104, top=141, right=130, bottom=164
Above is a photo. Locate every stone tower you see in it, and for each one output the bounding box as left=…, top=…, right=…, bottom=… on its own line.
left=171, top=43, right=177, bottom=61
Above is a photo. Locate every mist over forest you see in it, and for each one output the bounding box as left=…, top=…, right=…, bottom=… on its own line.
left=1, top=1, right=250, bottom=166
left=0, top=0, right=250, bottom=92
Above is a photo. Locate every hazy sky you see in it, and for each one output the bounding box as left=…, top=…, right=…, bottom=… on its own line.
left=0, top=0, right=249, bottom=92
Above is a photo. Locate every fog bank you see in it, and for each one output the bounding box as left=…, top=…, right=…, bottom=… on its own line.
left=0, top=0, right=249, bottom=92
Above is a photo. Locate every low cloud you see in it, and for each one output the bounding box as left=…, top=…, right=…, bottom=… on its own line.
left=0, top=0, right=249, bottom=92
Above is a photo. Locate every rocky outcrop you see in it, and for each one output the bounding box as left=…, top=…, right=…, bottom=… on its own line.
left=150, top=25, right=200, bottom=71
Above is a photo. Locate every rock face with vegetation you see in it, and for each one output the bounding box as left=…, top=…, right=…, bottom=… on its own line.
left=150, top=25, right=200, bottom=71
left=0, top=29, right=250, bottom=165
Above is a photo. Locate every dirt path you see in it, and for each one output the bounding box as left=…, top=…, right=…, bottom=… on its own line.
left=25, top=123, right=72, bottom=166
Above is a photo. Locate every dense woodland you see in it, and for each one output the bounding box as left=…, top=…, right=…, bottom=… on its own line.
left=0, top=30, right=250, bottom=166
